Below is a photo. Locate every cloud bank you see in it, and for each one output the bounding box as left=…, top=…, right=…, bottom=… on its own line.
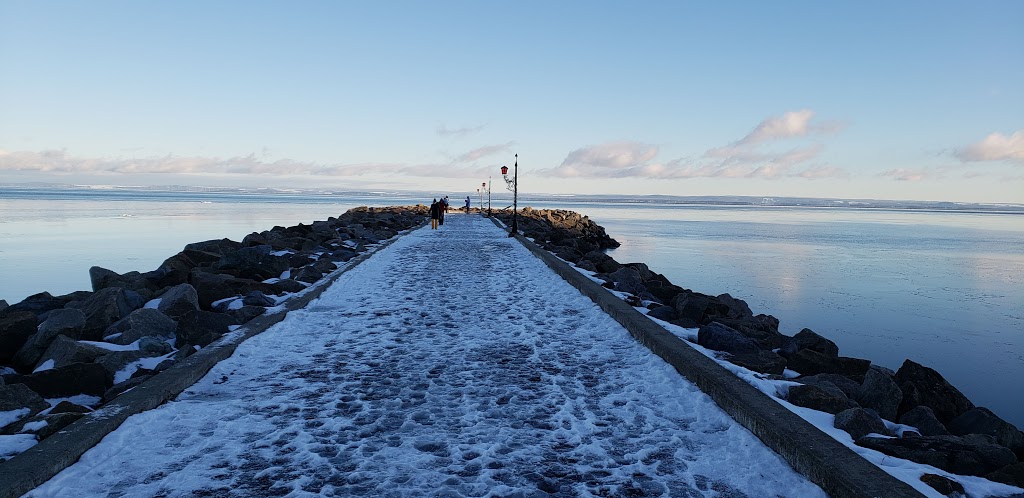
left=955, top=130, right=1024, bottom=164
left=0, top=149, right=495, bottom=179
left=543, top=110, right=848, bottom=180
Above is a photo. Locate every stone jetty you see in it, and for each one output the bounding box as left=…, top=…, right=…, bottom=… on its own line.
left=0, top=206, right=1021, bottom=497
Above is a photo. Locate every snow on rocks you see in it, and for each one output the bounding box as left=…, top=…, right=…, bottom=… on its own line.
left=27, top=214, right=826, bottom=497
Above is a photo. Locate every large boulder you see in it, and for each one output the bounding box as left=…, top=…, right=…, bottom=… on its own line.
left=212, top=245, right=291, bottom=281
left=786, top=384, right=853, bottom=414
left=856, top=367, right=903, bottom=421
left=986, top=462, right=1024, bottom=489
left=779, top=328, right=839, bottom=358
left=608, top=267, right=645, bottom=295
left=646, top=306, right=678, bottom=322
left=670, top=292, right=731, bottom=328
left=786, top=349, right=871, bottom=381
left=947, top=408, right=1024, bottom=460
left=104, top=308, right=177, bottom=345
left=33, top=335, right=110, bottom=371
left=894, top=359, right=974, bottom=424
left=0, top=312, right=39, bottom=364
left=727, top=350, right=787, bottom=375
left=175, top=310, right=238, bottom=347
left=294, top=260, right=337, bottom=284
left=3, top=362, right=110, bottom=397
left=797, top=374, right=861, bottom=399
left=582, top=251, right=622, bottom=274
left=856, top=435, right=1017, bottom=477
left=155, top=283, right=200, bottom=319
left=712, top=315, right=785, bottom=350
left=97, top=351, right=145, bottom=383
left=189, top=271, right=278, bottom=310
left=68, top=287, right=145, bottom=341
left=5, top=292, right=67, bottom=315
left=183, top=238, right=242, bottom=256
left=834, top=407, right=889, bottom=440
left=697, top=322, right=760, bottom=355
left=12, top=309, right=86, bottom=369
left=89, top=266, right=156, bottom=293
left=716, top=293, right=753, bottom=320
left=0, top=383, right=49, bottom=430
left=898, top=406, right=950, bottom=436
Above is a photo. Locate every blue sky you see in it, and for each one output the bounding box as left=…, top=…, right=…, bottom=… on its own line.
left=1, top=1, right=1022, bottom=202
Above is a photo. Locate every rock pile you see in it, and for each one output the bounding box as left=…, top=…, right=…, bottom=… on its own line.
left=0, top=206, right=427, bottom=459
left=496, top=207, right=1024, bottom=492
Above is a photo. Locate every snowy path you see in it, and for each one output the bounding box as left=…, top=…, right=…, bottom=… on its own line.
left=30, top=214, right=826, bottom=498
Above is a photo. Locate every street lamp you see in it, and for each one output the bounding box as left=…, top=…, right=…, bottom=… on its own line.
left=501, top=153, right=518, bottom=236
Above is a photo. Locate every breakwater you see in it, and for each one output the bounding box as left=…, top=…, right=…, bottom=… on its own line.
left=1, top=205, right=1022, bottom=497
left=491, top=207, right=1024, bottom=495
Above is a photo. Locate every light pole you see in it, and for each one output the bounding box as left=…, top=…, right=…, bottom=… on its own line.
left=501, top=154, right=518, bottom=237
left=487, top=176, right=492, bottom=217
left=480, top=182, right=485, bottom=210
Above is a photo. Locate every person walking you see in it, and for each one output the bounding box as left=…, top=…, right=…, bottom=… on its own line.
left=429, top=199, right=440, bottom=229
left=439, top=196, right=447, bottom=226
left=465, top=196, right=471, bottom=213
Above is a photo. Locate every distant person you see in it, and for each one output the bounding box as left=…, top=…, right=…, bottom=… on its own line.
left=465, top=196, right=471, bottom=213
left=439, top=197, right=447, bottom=225
left=429, top=199, right=440, bottom=229
left=444, top=196, right=451, bottom=213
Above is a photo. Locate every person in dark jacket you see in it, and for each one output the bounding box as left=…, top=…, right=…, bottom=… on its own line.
left=439, top=197, right=447, bottom=225
left=429, top=199, right=440, bottom=229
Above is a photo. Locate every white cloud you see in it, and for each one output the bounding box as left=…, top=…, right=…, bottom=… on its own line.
left=877, top=168, right=941, bottom=182
left=955, top=130, right=1024, bottom=163
left=0, top=149, right=492, bottom=179
left=542, top=110, right=848, bottom=181
left=454, top=142, right=515, bottom=163
left=436, top=123, right=486, bottom=137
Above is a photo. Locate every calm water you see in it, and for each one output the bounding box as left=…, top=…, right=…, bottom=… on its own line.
left=1, top=189, right=1022, bottom=428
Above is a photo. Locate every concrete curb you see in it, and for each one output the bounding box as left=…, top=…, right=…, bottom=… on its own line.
left=497, top=218, right=925, bottom=498
left=0, top=225, right=422, bottom=498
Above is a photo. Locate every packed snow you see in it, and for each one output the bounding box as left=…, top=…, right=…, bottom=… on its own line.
left=28, top=214, right=826, bottom=497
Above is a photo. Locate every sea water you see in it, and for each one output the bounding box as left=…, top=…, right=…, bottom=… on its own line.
left=1, top=188, right=1022, bottom=428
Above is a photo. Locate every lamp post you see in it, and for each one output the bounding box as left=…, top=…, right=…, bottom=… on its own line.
left=487, top=176, right=492, bottom=216
left=501, top=153, right=518, bottom=236
left=480, top=182, right=485, bottom=210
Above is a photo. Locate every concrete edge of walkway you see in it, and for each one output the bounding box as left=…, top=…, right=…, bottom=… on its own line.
left=0, top=225, right=422, bottom=498
left=496, top=218, right=925, bottom=498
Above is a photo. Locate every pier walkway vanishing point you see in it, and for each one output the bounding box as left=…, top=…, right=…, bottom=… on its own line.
left=27, top=213, right=828, bottom=497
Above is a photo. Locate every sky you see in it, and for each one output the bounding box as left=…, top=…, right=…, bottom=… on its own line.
left=1, top=1, right=1022, bottom=203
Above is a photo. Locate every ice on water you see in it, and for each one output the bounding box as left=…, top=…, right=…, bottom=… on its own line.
left=29, top=214, right=826, bottom=497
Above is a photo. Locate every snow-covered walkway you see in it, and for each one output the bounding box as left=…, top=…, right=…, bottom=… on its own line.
left=30, top=214, right=826, bottom=497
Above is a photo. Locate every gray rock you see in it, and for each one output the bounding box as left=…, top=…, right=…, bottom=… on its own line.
left=727, top=350, right=787, bottom=375
left=267, top=279, right=307, bottom=294
left=899, top=406, right=950, bottom=436
left=948, top=407, right=1024, bottom=459
left=986, top=462, right=1024, bottom=489
left=183, top=238, right=242, bottom=256
left=138, top=336, right=173, bottom=357
left=0, top=384, right=49, bottom=429
left=89, top=266, right=154, bottom=293
left=6, top=412, right=83, bottom=440
left=787, top=384, right=851, bottom=414
left=6, top=292, right=67, bottom=315
left=34, top=335, right=109, bottom=371
left=0, top=311, right=38, bottom=364
left=834, top=407, right=889, bottom=440
left=919, top=474, right=965, bottom=497
left=49, top=400, right=90, bottom=414
left=713, top=315, right=786, bottom=350
left=0, top=300, right=7, bottom=313
left=68, top=287, right=145, bottom=341
left=104, top=308, right=177, bottom=345
left=857, top=434, right=1017, bottom=477
left=895, top=359, right=975, bottom=424
left=175, top=310, right=237, bottom=347
left=212, top=245, right=291, bottom=281
left=225, top=305, right=266, bottom=324
left=13, top=309, right=87, bottom=368
left=646, top=306, right=678, bottom=322
left=97, top=351, right=145, bottom=381
left=189, top=271, right=277, bottom=310
left=623, top=262, right=655, bottom=281
left=241, top=291, right=276, bottom=307
left=2, top=362, right=110, bottom=397
left=856, top=367, right=903, bottom=421
left=786, top=348, right=870, bottom=381
left=697, top=322, right=761, bottom=355
left=716, top=293, right=753, bottom=319
left=608, top=267, right=644, bottom=295
left=797, top=374, right=862, bottom=399
left=156, top=283, right=200, bottom=319
left=670, top=292, right=730, bottom=328
left=779, top=328, right=839, bottom=358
